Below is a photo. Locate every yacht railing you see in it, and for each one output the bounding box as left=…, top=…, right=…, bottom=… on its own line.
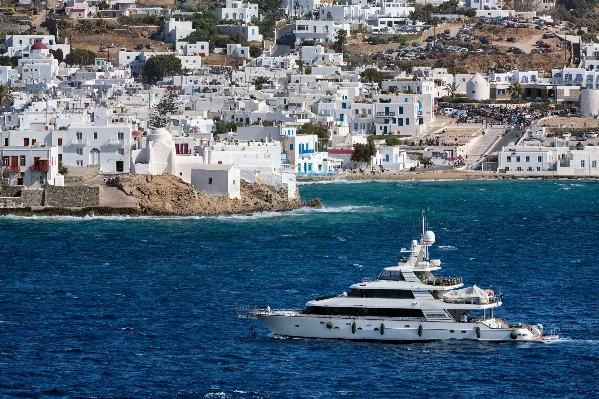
left=440, top=296, right=499, bottom=305
left=422, top=276, right=462, bottom=286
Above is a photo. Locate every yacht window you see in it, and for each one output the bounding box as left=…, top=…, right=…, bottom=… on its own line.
left=301, top=306, right=425, bottom=318
left=377, top=270, right=406, bottom=281
left=348, top=289, right=415, bottom=299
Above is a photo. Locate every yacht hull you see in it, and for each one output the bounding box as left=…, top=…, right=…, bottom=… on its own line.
left=256, top=313, right=554, bottom=342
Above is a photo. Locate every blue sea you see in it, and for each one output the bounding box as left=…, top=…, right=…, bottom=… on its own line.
left=1, top=179, right=599, bottom=398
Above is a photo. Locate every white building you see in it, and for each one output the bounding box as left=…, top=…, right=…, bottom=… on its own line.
left=176, top=41, right=210, bottom=56
left=217, top=25, right=263, bottom=42
left=497, top=138, right=599, bottom=176
left=465, top=0, right=502, bottom=10
left=0, top=66, right=13, bottom=86
left=294, top=20, right=351, bottom=44
left=300, top=45, right=345, bottom=66
left=216, top=1, right=259, bottom=23
left=190, top=164, right=241, bottom=199
left=16, top=42, right=59, bottom=93
left=1, top=145, right=60, bottom=188
left=466, top=73, right=490, bottom=101
left=163, top=18, right=195, bottom=43
left=227, top=44, right=250, bottom=59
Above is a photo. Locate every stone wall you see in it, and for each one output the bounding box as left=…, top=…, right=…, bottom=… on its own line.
left=0, top=178, right=22, bottom=197
left=44, top=186, right=101, bottom=207
left=21, top=189, right=44, bottom=207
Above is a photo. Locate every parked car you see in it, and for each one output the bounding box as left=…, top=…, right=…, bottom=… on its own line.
left=137, top=44, right=144, bottom=50
left=412, top=41, right=420, bottom=47
left=507, top=37, right=517, bottom=42
left=544, top=48, right=553, bottom=53
left=587, top=132, right=598, bottom=138
left=108, top=43, right=118, bottom=48
left=577, top=134, right=587, bottom=141
left=531, top=48, right=542, bottom=54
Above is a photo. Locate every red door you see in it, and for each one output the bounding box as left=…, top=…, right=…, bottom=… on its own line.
left=11, top=156, right=18, bottom=169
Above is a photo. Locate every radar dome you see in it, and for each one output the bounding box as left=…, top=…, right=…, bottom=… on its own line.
left=423, top=231, right=435, bottom=245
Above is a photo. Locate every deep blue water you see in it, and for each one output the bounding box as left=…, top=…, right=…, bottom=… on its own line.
left=1, top=179, right=599, bottom=398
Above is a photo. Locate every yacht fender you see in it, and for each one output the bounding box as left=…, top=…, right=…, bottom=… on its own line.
left=352, top=321, right=357, bottom=334
left=510, top=330, right=518, bottom=340
left=380, top=323, right=385, bottom=335
left=418, top=324, right=423, bottom=337
left=326, top=321, right=333, bottom=329
left=476, top=326, right=481, bottom=339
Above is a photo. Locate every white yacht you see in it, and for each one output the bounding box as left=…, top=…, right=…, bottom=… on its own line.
left=243, top=210, right=558, bottom=343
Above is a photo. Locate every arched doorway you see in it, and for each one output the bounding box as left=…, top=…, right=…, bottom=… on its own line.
left=89, top=148, right=100, bottom=166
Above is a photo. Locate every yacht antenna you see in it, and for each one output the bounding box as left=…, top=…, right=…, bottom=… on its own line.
left=421, top=207, right=429, bottom=260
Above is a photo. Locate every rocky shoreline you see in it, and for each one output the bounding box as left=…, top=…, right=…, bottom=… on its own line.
left=0, top=174, right=323, bottom=217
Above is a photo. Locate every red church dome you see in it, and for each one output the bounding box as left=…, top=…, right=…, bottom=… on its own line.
left=31, top=42, right=48, bottom=50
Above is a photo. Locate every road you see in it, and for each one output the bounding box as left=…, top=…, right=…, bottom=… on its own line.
left=273, top=23, right=295, bottom=57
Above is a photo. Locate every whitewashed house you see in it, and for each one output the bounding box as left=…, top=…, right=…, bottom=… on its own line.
left=216, top=1, right=259, bottom=23
left=190, top=164, right=241, bottom=199
left=217, top=25, right=263, bottom=42
left=1, top=145, right=60, bottom=188
left=163, top=18, right=195, bottom=43
left=294, top=21, right=351, bottom=44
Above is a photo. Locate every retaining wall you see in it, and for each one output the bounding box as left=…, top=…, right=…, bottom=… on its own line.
left=21, top=189, right=44, bottom=207
left=44, top=186, right=101, bottom=207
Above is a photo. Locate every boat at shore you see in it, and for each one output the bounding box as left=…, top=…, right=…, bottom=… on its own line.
left=239, top=210, right=558, bottom=343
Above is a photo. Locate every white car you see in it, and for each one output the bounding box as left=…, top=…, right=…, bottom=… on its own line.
left=586, top=132, right=598, bottom=138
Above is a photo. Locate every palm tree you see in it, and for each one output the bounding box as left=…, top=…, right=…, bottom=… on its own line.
left=0, top=85, right=13, bottom=109
left=252, top=76, right=271, bottom=90
left=445, top=82, right=458, bottom=99
left=507, top=81, right=524, bottom=100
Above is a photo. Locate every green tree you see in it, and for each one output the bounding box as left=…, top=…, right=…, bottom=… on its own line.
left=351, top=142, right=377, bottom=165
left=142, top=55, right=183, bottom=85
left=296, top=122, right=330, bottom=140
left=360, top=68, right=385, bottom=86
left=250, top=45, right=262, bottom=58
left=0, top=84, right=14, bottom=109
left=58, top=161, right=69, bottom=175
left=149, top=89, right=179, bottom=129
left=214, top=120, right=244, bottom=134
left=463, top=8, right=477, bottom=17
left=418, top=155, right=431, bottom=166
left=507, top=81, right=524, bottom=99
left=0, top=55, right=20, bottom=67
left=98, top=0, right=110, bottom=10
left=385, top=136, right=402, bottom=146
left=336, top=29, right=347, bottom=53
left=49, top=48, right=64, bottom=63
left=65, top=48, right=96, bottom=66
left=252, top=76, right=271, bottom=90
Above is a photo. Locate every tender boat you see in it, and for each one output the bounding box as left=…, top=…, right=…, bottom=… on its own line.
left=240, top=210, right=558, bottom=343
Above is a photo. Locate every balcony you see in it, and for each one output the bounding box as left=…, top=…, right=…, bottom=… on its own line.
left=377, top=111, right=395, bottom=117
left=5, top=164, right=21, bottom=172
left=299, top=149, right=315, bottom=154
left=106, top=139, right=124, bottom=146
left=30, top=164, right=50, bottom=172
left=70, top=138, right=88, bottom=146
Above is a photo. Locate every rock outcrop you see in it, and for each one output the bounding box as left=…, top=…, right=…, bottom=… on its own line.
left=110, top=174, right=321, bottom=216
